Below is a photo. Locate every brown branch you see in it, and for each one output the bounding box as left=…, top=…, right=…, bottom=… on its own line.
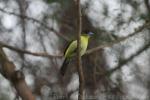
left=0, top=47, right=35, bottom=100
left=0, top=8, right=70, bottom=41
left=0, top=42, right=63, bottom=58
left=144, top=0, right=150, bottom=14
left=86, top=21, right=150, bottom=55
left=76, top=0, right=84, bottom=100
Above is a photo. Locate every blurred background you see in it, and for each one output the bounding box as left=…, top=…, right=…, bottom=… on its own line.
left=0, top=0, right=150, bottom=100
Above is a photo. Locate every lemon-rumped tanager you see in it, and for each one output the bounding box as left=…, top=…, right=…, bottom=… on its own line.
left=60, top=32, right=94, bottom=75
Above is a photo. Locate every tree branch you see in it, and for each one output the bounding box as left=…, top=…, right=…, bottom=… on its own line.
left=76, top=0, right=84, bottom=100
left=0, top=41, right=63, bottom=58
left=16, top=0, right=27, bottom=69
left=101, top=41, right=150, bottom=77
left=86, top=21, right=150, bottom=55
left=0, top=7, right=70, bottom=41
left=144, top=0, right=150, bottom=13
left=109, top=44, right=150, bottom=75
left=0, top=47, right=35, bottom=100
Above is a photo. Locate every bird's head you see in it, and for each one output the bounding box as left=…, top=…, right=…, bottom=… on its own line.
left=82, top=30, right=94, bottom=38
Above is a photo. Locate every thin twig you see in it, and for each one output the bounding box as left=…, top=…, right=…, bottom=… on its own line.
left=76, top=0, right=84, bottom=100
left=109, top=44, right=150, bottom=75
left=0, top=8, right=70, bottom=41
left=86, top=21, right=150, bottom=55
left=0, top=41, right=63, bottom=58
left=16, top=0, right=27, bottom=69
left=100, top=41, right=150, bottom=77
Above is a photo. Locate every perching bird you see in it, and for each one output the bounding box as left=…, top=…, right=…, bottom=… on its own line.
left=60, top=32, right=94, bottom=76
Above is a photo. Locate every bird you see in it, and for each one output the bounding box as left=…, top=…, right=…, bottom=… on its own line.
left=60, top=31, right=94, bottom=76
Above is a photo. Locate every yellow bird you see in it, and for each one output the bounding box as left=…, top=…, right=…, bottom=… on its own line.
left=60, top=32, right=94, bottom=75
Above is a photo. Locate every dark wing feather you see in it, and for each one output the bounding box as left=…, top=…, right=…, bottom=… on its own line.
left=60, top=58, right=70, bottom=76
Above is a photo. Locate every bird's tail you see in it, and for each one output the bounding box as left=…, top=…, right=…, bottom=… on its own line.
left=60, top=58, right=70, bottom=76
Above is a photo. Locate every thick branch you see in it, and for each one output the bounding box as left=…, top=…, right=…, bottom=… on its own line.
left=0, top=48, right=35, bottom=100
left=0, top=42, right=63, bottom=58
left=76, top=0, right=84, bottom=100
left=144, top=0, right=150, bottom=13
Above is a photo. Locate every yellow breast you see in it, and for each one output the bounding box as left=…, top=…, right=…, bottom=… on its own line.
left=80, top=35, right=89, bottom=56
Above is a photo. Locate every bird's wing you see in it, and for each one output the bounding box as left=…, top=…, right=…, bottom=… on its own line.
left=65, top=40, right=77, bottom=58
